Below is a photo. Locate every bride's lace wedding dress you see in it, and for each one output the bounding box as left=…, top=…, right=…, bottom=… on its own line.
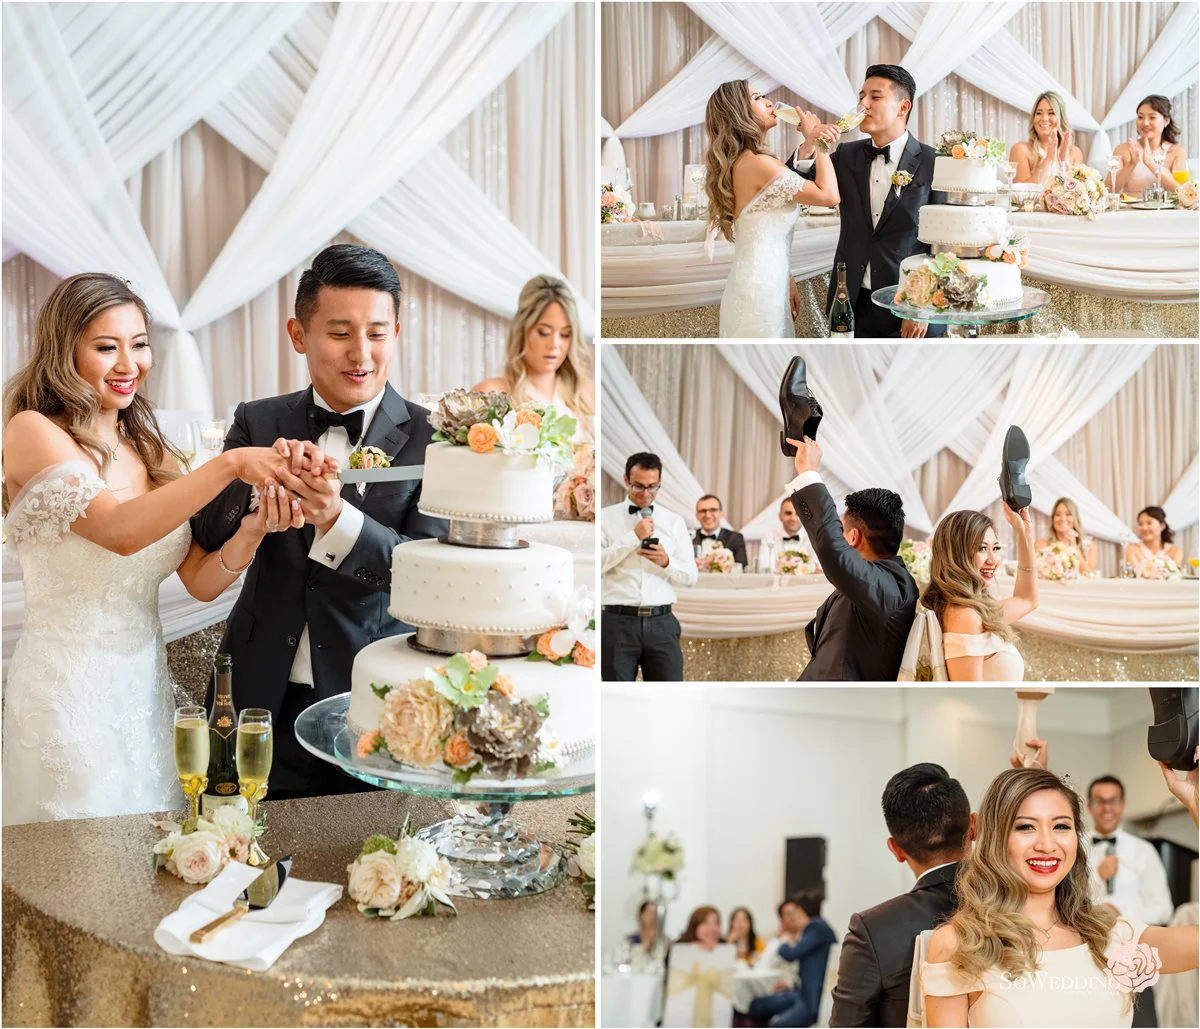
left=719, top=168, right=806, bottom=338
left=3, top=460, right=188, bottom=824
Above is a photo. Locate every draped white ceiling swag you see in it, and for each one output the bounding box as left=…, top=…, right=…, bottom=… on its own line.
left=2, top=2, right=595, bottom=415
left=600, top=344, right=1199, bottom=542
left=605, top=1, right=1198, bottom=167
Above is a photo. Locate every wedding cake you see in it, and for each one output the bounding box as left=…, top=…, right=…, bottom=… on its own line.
left=897, top=132, right=1029, bottom=311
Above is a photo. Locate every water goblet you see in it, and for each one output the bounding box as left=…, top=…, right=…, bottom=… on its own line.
left=236, top=708, right=273, bottom=864
left=174, top=705, right=209, bottom=821
left=199, top=419, right=227, bottom=459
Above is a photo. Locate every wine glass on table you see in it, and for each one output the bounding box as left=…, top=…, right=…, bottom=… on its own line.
left=1001, top=162, right=1017, bottom=210
left=175, top=423, right=198, bottom=470
left=236, top=708, right=273, bottom=865
left=174, top=705, right=210, bottom=821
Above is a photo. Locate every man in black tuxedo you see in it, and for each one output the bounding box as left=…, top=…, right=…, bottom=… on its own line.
left=191, top=244, right=446, bottom=799
left=829, top=763, right=974, bottom=1027
left=790, top=64, right=946, bottom=339
left=785, top=436, right=917, bottom=681
left=692, top=493, right=748, bottom=567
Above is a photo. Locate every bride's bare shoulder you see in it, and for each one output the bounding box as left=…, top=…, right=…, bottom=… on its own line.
left=3, top=411, right=88, bottom=492
left=943, top=605, right=983, bottom=634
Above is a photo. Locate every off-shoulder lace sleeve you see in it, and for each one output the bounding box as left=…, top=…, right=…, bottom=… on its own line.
left=743, top=169, right=805, bottom=215
left=942, top=631, right=1004, bottom=659
left=921, top=959, right=984, bottom=997
left=4, top=460, right=106, bottom=544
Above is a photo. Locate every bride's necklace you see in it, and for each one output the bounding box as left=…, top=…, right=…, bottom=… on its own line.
left=1031, top=915, right=1060, bottom=942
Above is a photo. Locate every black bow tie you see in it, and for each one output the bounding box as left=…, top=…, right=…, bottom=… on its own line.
left=308, top=404, right=364, bottom=445
left=1093, top=836, right=1116, bottom=845
left=699, top=533, right=718, bottom=540
left=868, top=143, right=893, bottom=164
left=629, top=504, right=653, bottom=515
left=782, top=535, right=801, bottom=542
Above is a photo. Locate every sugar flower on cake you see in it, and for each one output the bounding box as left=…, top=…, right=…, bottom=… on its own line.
left=429, top=388, right=512, bottom=444
left=346, top=820, right=455, bottom=921
left=935, top=131, right=1005, bottom=162
left=1036, top=540, right=1081, bottom=581
left=492, top=404, right=577, bottom=472
left=430, top=389, right=576, bottom=471
left=982, top=234, right=1031, bottom=269
left=897, top=253, right=990, bottom=311
left=530, top=588, right=595, bottom=667
left=1138, top=554, right=1182, bottom=580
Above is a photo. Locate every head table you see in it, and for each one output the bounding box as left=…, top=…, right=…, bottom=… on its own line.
left=673, top=572, right=1199, bottom=681
left=2, top=790, right=595, bottom=1027
left=600, top=209, right=1200, bottom=339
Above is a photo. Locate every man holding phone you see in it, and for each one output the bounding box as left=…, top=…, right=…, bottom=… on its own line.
left=600, top=452, right=697, bottom=681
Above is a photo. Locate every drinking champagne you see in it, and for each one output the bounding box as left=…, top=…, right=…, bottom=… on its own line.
left=174, top=706, right=209, bottom=821
left=829, top=262, right=854, bottom=337
left=202, top=653, right=245, bottom=815
left=816, top=104, right=867, bottom=153
left=773, top=102, right=802, bottom=126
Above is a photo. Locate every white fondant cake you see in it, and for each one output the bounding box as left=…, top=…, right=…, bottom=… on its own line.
left=347, top=634, right=594, bottom=749
left=419, top=441, right=554, bottom=523
left=899, top=255, right=1023, bottom=306
left=917, top=204, right=1009, bottom=248
left=388, top=538, right=573, bottom=634
left=931, top=156, right=998, bottom=194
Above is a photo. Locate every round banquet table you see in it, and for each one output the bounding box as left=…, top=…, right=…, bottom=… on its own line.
left=674, top=572, right=1200, bottom=681
left=600, top=209, right=1200, bottom=339
left=2, top=790, right=595, bottom=1027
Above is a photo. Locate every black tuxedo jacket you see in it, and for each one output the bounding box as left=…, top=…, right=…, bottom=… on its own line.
left=791, top=481, right=917, bottom=681
left=190, top=384, right=446, bottom=717
left=829, top=862, right=961, bottom=1028
left=692, top=527, right=748, bottom=567
left=792, top=134, right=944, bottom=311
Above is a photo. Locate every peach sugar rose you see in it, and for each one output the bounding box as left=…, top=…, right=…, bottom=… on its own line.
left=514, top=409, right=543, bottom=430
left=536, top=631, right=559, bottom=660
left=379, top=679, right=454, bottom=767
left=464, top=650, right=488, bottom=673
left=951, top=144, right=966, bottom=159
left=467, top=422, right=498, bottom=454
left=493, top=673, right=516, bottom=698
left=572, top=641, right=595, bottom=668
left=443, top=732, right=478, bottom=768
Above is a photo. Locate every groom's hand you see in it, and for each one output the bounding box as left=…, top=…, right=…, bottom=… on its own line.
left=273, top=463, right=344, bottom=534
left=786, top=436, right=821, bottom=476
left=273, top=438, right=340, bottom=478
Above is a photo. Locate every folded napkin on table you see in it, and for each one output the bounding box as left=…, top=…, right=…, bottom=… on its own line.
left=154, top=861, right=342, bottom=971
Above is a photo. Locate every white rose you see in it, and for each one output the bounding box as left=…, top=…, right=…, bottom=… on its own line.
left=394, top=836, right=439, bottom=884
left=347, top=851, right=403, bottom=910
left=577, top=835, right=596, bottom=879
left=210, top=805, right=254, bottom=839
left=171, top=830, right=227, bottom=885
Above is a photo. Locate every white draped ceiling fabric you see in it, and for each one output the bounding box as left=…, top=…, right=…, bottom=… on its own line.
left=3, top=2, right=595, bottom=414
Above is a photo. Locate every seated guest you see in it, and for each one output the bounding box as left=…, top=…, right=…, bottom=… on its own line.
left=1034, top=496, right=1098, bottom=575
left=1011, top=91, right=1083, bottom=183
left=760, top=497, right=813, bottom=562
left=1112, top=95, right=1189, bottom=195
left=1124, top=505, right=1183, bottom=571
left=749, top=891, right=837, bottom=1028
left=631, top=899, right=661, bottom=955
left=693, top=494, right=748, bottom=567
left=759, top=899, right=802, bottom=972
left=678, top=905, right=723, bottom=950
left=728, top=906, right=766, bottom=964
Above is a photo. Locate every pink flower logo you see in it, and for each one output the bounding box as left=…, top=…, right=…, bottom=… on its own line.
left=1105, top=943, right=1162, bottom=993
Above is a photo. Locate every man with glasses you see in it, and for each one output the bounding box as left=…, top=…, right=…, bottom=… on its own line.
left=692, top=494, right=747, bottom=568
left=600, top=452, right=697, bottom=681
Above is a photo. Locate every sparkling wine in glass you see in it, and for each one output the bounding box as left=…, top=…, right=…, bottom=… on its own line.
left=176, top=423, right=198, bottom=469
left=773, top=102, right=802, bottom=126
left=236, top=708, right=273, bottom=864
left=174, top=705, right=210, bottom=821
left=816, top=104, right=867, bottom=153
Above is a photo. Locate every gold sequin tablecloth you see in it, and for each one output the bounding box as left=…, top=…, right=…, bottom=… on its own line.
left=2, top=791, right=596, bottom=1027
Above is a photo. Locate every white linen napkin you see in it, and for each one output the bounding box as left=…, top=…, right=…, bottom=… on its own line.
left=154, top=861, right=343, bottom=971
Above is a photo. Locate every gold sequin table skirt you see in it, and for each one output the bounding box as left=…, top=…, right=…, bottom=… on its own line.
left=2, top=791, right=595, bottom=1027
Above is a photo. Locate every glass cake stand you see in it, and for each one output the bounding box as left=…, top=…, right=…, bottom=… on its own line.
left=295, top=694, right=595, bottom=900
left=871, top=285, right=1049, bottom=338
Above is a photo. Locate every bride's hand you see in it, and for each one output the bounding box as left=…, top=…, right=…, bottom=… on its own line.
left=1159, top=750, right=1199, bottom=825
left=798, top=109, right=821, bottom=138
left=230, top=447, right=294, bottom=488
left=242, top=479, right=303, bottom=537
left=1002, top=504, right=1035, bottom=551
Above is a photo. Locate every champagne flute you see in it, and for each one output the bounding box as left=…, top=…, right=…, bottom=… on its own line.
left=236, top=708, right=273, bottom=864
left=174, top=705, right=210, bottom=821
left=176, top=423, right=198, bottom=470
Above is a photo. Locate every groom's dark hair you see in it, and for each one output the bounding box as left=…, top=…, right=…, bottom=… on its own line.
left=295, top=244, right=402, bottom=326
left=844, top=487, right=905, bottom=557
left=865, top=64, right=916, bottom=123
left=882, top=763, right=971, bottom=864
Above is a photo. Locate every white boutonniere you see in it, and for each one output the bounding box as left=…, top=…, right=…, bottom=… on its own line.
left=891, top=170, right=913, bottom=198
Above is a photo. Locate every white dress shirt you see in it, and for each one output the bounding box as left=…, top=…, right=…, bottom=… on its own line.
left=600, top=501, right=698, bottom=606
left=1087, top=825, right=1175, bottom=925
left=288, top=387, right=385, bottom=687
left=760, top=522, right=812, bottom=556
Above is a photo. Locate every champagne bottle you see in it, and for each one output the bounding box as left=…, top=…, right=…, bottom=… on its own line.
left=829, top=262, right=854, bottom=337
left=202, top=653, right=247, bottom=814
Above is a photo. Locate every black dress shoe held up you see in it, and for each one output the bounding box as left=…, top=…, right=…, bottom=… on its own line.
left=999, top=424, right=1032, bottom=511
left=779, top=356, right=824, bottom=456
left=1147, top=687, right=1198, bottom=771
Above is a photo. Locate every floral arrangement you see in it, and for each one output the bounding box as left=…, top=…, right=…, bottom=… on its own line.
left=896, top=253, right=990, bottom=311
left=563, top=810, right=596, bottom=910
left=554, top=444, right=595, bottom=521
left=1174, top=182, right=1198, bottom=210
left=359, top=651, right=562, bottom=782
left=776, top=549, right=816, bottom=575
left=935, top=131, right=1006, bottom=162
left=348, top=445, right=391, bottom=469
left=1041, top=165, right=1108, bottom=219
left=899, top=538, right=932, bottom=585
left=346, top=817, right=455, bottom=920
left=891, top=169, right=913, bottom=197
left=430, top=389, right=576, bottom=472
left=152, top=806, right=259, bottom=885
left=1138, top=554, right=1182, bottom=580
left=530, top=588, right=595, bottom=668
left=982, top=233, right=1031, bottom=268
left=699, top=543, right=735, bottom=573
left=601, top=183, right=633, bottom=223
left=633, top=833, right=684, bottom=879
left=1037, top=540, right=1081, bottom=581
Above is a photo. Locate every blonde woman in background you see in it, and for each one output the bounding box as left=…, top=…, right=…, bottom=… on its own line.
left=473, top=274, right=593, bottom=441
left=1035, top=496, right=1098, bottom=575
left=1011, top=91, right=1084, bottom=183
left=922, top=507, right=1037, bottom=681
left=923, top=765, right=1199, bottom=1027
left=704, top=79, right=839, bottom=338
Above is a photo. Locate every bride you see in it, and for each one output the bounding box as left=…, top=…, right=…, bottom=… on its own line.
left=704, top=80, right=839, bottom=338
left=2, top=273, right=309, bottom=824
left=921, top=507, right=1038, bottom=681
left=472, top=274, right=594, bottom=441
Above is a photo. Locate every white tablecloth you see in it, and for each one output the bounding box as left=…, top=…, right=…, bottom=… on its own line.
left=675, top=574, right=1200, bottom=654
left=732, top=966, right=788, bottom=1013
left=601, top=969, right=664, bottom=1028
left=601, top=210, right=1200, bottom=317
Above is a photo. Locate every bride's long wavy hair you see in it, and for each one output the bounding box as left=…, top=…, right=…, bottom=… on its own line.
left=921, top=510, right=1015, bottom=642
left=948, top=768, right=1120, bottom=987
left=3, top=273, right=182, bottom=512
left=704, top=79, right=770, bottom=243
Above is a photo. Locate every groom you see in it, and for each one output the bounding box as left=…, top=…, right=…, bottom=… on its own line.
left=191, top=244, right=446, bottom=799
left=791, top=64, right=946, bottom=339
left=785, top=436, right=917, bottom=681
